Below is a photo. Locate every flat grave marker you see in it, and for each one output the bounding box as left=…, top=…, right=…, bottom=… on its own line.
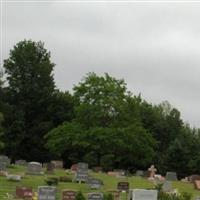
left=88, top=193, right=103, bottom=200
left=87, top=178, right=103, bottom=189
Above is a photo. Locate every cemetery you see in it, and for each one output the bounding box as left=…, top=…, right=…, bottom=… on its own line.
left=0, top=160, right=200, bottom=200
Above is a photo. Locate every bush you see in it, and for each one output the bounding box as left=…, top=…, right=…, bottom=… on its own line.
left=59, top=176, right=72, bottom=182
left=75, top=191, right=86, bottom=200
left=104, top=193, right=114, bottom=200
left=158, top=191, right=192, bottom=200
left=45, top=177, right=59, bottom=185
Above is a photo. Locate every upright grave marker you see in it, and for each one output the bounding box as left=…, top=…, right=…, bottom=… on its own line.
left=75, top=162, right=89, bottom=183
left=166, top=172, right=178, bottom=181
left=16, top=186, right=33, bottom=199
left=130, top=189, right=157, bottom=200
left=0, top=155, right=10, bottom=166
left=62, top=190, right=76, bottom=200
left=46, top=163, right=55, bottom=174
left=0, top=162, right=6, bottom=171
left=117, top=182, right=129, bottom=192
left=27, top=162, right=43, bottom=175
left=38, top=186, right=56, bottom=200
left=162, top=181, right=172, bottom=192
left=15, top=160, right=27, bottom=166
left=51, top=160, right=63, bottom=169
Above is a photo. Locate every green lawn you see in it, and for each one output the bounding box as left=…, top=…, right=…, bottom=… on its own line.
left=0, top=165, right=200, bottom=200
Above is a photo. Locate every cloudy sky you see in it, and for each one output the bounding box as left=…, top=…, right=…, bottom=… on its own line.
left=2, top=1, right=200, bottom=127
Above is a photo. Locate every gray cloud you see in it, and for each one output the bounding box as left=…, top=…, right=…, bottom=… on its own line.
left=2, top=1, right=200, bottom=127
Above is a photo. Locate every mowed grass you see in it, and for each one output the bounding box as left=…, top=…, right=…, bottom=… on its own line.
left=0, top=165, right=200, bottom=200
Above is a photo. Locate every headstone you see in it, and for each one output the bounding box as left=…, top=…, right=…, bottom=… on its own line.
left=15, top=160, right=27, bottom=166
left=135, top=170, right=144, bottom=176
left=51, top=160, right=63, bottom=169
left=107, top=171, right=119, bottom=176
left=78, top=162, right=88, bottom=170
left=0, top=155, right=10, bottom=166
left=0, top=162, right=6, bottom=171
left=71, top=164, right=78, bottom=172
left=148, top=165, right=157, bottom=179
left=75, top=168, right=88, bottom=182
left=166, top=172, right=178, bottom=181
left=27, top=162, right=43, bottom=175
left=114, top=169, right=126, bottom=176
left=130, top=189, right=157, bottom=200
left=38, top=186, right=56, bottom=200
left=162, top=181, right=172, bottom=192
left=189, top=175, right=200, bottom=183
left=195, top=196, right=200, bottom=200
left=62, top=190, right=76, bottom=200
left=16, top=186, right=33, bottom=199
left=87, top=178, right=103, bottom=189
left=46, top=163, right=55, bottom=174
left=88, top=193, right=103, bottom=200
left=93, top=166, right=102, bottom=173
left=117, top=182, right=129, bottom=192
left=7, top=174, right=21, bottom=181
left=108, top=191, right=120, bottom=200
left=194, top=180, right=200, bottom=190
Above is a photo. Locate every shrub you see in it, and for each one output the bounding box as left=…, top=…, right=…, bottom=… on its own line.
left=45, top=177, right=59, bottom=185
left=75, top=191, right=86, bottom=200
left=104, top=193, right=114, bottom=200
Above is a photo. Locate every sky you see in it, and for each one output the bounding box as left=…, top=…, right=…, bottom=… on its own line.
left=1, top=1, right=200, bottom=127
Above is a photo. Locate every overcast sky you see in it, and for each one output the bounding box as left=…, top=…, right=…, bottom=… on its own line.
left=2, top=1, right=200, bottom=127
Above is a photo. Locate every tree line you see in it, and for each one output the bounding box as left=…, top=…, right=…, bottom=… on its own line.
left=0, top=40, right=200, bottom=178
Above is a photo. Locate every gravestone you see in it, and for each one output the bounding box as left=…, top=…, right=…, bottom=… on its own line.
left=114, top=169, right=126, bottom=176
left=71, top=164, right=78, bottom=171
left=108, top=190, right=120, bottom=200
left=0, top=162, right=6, bottom=171
left=148, top=165, right=157, bottom=179
left=75, top=168, right=88, bottom=182
left=162, top=181, right=172, bottom=192
left=93, top=166, right=102, bottom=173
left=195, top=180, right=200, bottom=190
left=27, top=162, right=43, bottom=175
left=166, top=172, right=178, bottom=181
left=195, top=197, right=200, bottom=200
left=78, top=162, right=88, bottom=170
left=87, top=178, right=103, bottom=189
left=7, top=174, right=21, bottom=181
left=135, top=170, right=144, bottom=176
left=15, top=160, right=27, bottom=166
left=51, top=160, right=63, bottom=169
left=189, top=175, right=200, bottom=183
left=88, top=193, right=103, bottom=200
left=16, top=186, right=33, bottom=199
left=0, top=155, right=10, bottom=166
left=130, top=189, right=157, bottom=200
left=46, top=163, right=55, bottom=174
left=38, top=186, right=56, bottom=200
left=62, top=190, right=76, bottom=200
left=117, top=182, right=129, bottom=192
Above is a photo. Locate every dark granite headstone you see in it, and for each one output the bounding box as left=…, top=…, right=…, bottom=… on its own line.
left=117, top=182, right=129, bottom=192
left=16, top=186, right=33, bottom=199
left=62, top=190, right=76, bottom=200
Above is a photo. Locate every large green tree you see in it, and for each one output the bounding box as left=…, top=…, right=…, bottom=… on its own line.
left=3, top=40, right=55, bottom=161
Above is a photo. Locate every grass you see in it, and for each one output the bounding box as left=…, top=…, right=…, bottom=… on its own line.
left=0, top=165, right=200, bottom=199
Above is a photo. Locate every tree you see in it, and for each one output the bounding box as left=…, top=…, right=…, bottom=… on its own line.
left=3, top=40, right=55, bottom=161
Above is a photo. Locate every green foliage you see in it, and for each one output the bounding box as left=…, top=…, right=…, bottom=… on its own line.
left=104, top=193, right=114, bottom=200
left=75, top=191, right=86, bottom=200
left=158, top=191, right=192, bottom=200
left=45, top=177, right=59, bottom=186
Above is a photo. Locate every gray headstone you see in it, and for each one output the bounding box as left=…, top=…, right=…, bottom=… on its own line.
left=87, top=178, right=103, bottom=189
left=131, top=189, right=157, bottom=200
left=78, top=162, right=88, bottom=170
left=38, top=186, right=56, bottom=200
left=15, top=160, right=27, bottom=166
left=0, top=162, right=6, bottom=171
left=27, top=162, right=43, bottom=175
left=166, top=172, right=178, bottom=181
left=162, top=181, right=172, bottom=192
left=88, top=193, right=103, bottom=200
left=75, top=168, right=88, bottom=182
left=0, top=155, right=11, bottom=166
left=135, top=170, right=144, bottom=176
left=7, top=174, right=21, bottom=181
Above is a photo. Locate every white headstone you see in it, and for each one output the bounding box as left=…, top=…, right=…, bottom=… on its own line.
left=131, top=189, right=157, bottom=200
